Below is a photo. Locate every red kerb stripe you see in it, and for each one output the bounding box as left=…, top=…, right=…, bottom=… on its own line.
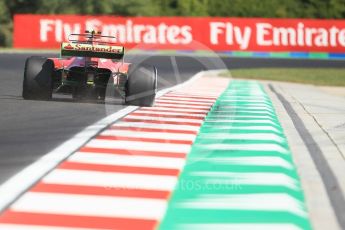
left=0, top=211, right=157, bottom=229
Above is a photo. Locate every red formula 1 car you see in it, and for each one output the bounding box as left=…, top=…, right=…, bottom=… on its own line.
left=22, top=30, right=157, bottom=106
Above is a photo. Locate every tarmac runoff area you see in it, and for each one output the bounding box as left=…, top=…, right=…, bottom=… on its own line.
left=266, top=81, right=345, bottom=230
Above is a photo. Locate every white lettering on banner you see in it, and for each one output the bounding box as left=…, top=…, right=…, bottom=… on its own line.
left=55, top=20, right=63, bottom=42
left=305, top=28, right=317, bottom=46
left=40, top=19, right=81, bottom=42
left=40, top=19, right=54, bottom=42
left=39, top=19, right=193, bottom=45
left=38, top=17, right=345, bottom=49
left=297, top=23, right=305, bottom=46
left=85, top=19, right=102, bottom=32
left=209, top=21, right=345, bottom=50
left=256, top=23, right=273, bottom=46
left=273, top=27, right=297, bottom=46
left=96, top=20, right=192, bottom=45
left=142, top=25, right=156, bottom=44
left=209, top=22, right=252, bottom=49
left=339, top=29, right=345, bottom=46
left=315, top=28, right=328, bottom=47
left=158, top=23, right=168, bottom=44
left=330, top=26, right=339, bottom=47
left=256, top=22, right=345, bottom=48
left=210, top=22, right=225, bottom=44
left=235, top=27, right=251, bottom=50
left=181, top=26, right=193, bottom=45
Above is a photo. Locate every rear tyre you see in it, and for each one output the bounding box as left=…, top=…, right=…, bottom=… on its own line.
left=125, top=64, right=157, bottom=107
left=22, top=56, right=54, bottom=100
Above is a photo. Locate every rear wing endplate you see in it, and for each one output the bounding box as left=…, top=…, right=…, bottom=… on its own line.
left=61, top=42, right=124, bottom=59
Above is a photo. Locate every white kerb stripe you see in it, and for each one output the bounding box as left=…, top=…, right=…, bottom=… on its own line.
left=209, top=115, right=274, bottom=119
left=0, top=224, right=96, bottom=230
left=221, top=99, right=271, bottom=103
left=101, top=129, right=196, bottom=141
left=197, top=143, right=288, bottom=154
left=124, top=115, right=203, bottom=124
left=11, top=192, right=167, bottom=219
left=131, top=110, right=205, bottom=117
left=177, top=193, right=307, bottom=217
left=160, top=96, right=215, bottom=102
left=68, top=152, right=186, bottom=170
left=193, top=171, right=299, bottom=190
left=223, top=95, right=268, bottom=99
left=199, top=156, right=293, bottom=169
left=43, top=169, right=177, bottom=191
left=176, top=224, right=302, bottom=230
left=198, top=133, right=285, bottom=143
left=205, top=120, right=278, bottom=125
left=167, top=93, right=218, bottom=98
left=113, top=121, right=200, bottom=132
left=154, top=103, right=211, bottom=109
left=202, top=126, right=281, bottom=133
left=140, top=107, right=209, bottom=113
left=219, top=106, right=274, bottom=111
left=87, top=139, right=191, bottom=154
left=155, top=99, right=214, bottom=106
left=212, top=110, right=274, bottom=115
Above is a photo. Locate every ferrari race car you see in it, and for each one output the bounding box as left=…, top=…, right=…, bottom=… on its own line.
left=22, top=30, right=157, bottom=106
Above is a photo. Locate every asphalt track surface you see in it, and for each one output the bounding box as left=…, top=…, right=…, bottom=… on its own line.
left=1, top=52, right=345, bottom=185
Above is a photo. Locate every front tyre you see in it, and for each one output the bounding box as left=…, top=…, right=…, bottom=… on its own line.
left=22, top=56, right=54, bottom=100
left=125, top=64, right=157, bottom=107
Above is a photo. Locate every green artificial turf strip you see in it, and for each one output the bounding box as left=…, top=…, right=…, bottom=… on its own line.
left=222, top=68, right=345, bottom=86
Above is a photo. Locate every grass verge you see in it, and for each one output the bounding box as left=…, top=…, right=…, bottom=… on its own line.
left=222, top=68, right=345, bottom=86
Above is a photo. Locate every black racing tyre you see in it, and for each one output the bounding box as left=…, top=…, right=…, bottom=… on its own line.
left=22, top=56, right=54, bottom=100
left=125, top=64, right=157, bottom=107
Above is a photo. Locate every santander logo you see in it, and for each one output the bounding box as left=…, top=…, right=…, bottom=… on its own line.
left=62, top=43, right=123, bottom=54
left=63, top=43, right=74, bottom=50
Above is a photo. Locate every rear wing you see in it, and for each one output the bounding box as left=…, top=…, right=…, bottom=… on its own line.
left=61, top=42, right=124, bottom=59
